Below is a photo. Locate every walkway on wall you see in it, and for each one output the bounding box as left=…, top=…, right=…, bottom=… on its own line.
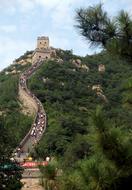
left=14, top=60, right=47, bottom=161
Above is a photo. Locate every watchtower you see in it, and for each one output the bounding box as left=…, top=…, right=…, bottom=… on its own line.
left=32, top=36, right=52, bottom=64
left=37, top=36, right=49, bottom=49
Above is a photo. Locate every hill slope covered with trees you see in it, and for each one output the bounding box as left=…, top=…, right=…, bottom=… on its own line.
left=28, top=49, right=132, bottom=189
left=0, top=61, right=33, bottom=189
left=0, top=50, right=132, bottom=190
left=0, top=3, right=132, bottom=190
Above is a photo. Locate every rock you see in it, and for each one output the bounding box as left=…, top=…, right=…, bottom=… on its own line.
left=5, top=71, right=9, bottom=75
left=19, top=59, right=25, bottom=64
left=51, top=49, right=56, bottom=57
left=97, top=92, right=108, bottom=103
left=11, top=70, right=17, bottom=74
left=72, top=59, right=82, bottom=68
left=57, top=58, right=63, bottom=63
left=92, top=85, right=102, bottom=92
left=98, top=64, right=105, bottom=72
left=26, top=58, right=32, bottom=63
left=61, top=82, right=65, bottom=86
left=72, top=60, right=76, bottom=64
left=27, top=54, right=32, bottom=58
left=81, top=64, right=89, bottom=71
left=42, top=77, right=49, bottom=83
left=76, top=59, right=81, bottom=65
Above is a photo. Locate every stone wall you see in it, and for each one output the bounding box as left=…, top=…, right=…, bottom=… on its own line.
left=32, top=36, right=56, bottom=64
left=32, top=50, right=51, bottom=64
left=19, top=85, right=38, bottom=116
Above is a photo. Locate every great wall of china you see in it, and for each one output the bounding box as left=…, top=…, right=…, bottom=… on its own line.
left=19, top=84, right=38, bottom=116
left=15, top=36, right=53, bottom=189
left=17, top=60, right=47, bottom=189
left=16, top=36, right=52, bottom=156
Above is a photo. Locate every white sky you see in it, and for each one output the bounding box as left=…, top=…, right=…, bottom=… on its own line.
left=0, top=0, right=132, bottom=70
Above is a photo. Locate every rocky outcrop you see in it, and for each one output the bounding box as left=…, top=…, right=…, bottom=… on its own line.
left=72, top=59, right=89, bottom=71
left=92, top=84, right=108, bottom=103
left=98, top=64, right=105, bottom=72
left=14, top=51, right=33, bottom=66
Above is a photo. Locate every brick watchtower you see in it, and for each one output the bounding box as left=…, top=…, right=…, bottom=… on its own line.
left=32, top=36, right=55, bottom=64
left=37, top=36, right=49, bottom=49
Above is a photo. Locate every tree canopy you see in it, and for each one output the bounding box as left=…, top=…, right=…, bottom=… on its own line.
left=75, top=3, right=132, bottom=58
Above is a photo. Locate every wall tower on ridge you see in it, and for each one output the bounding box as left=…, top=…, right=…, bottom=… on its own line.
left=32, top=36, right=56, bottom=64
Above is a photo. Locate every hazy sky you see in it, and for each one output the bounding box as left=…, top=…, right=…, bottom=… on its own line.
left=0, top=0, right=131, bottom=70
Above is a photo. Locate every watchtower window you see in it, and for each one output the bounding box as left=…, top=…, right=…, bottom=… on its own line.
left=40, top=42, right=41, bottom=44
left=39, top=56, right=41, bottom=58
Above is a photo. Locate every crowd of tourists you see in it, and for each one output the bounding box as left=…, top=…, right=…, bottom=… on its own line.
left=15, top=61, right=46, bottom=157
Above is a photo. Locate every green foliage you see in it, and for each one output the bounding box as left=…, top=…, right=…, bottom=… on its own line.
left=29, top=53, right=132, bottom=159
left=3, top=113, right=32, bottom=148
left=60, top=170, right=85, bottom=190
left=56, top=49, right=74, bottom=61
left=75, top=4, right=112, bottom=47
left=122, top=77, right=132, bottom=109
left=29, top=60, right=97, bottom=159
left=63, top=134, right=90, bottom=168
left=15, top=50, right=33, bottom=62
left=75, top=4, right=132, bottom=58
left=39, top=161, right=59, bottom=190
left=82, top=107, right=132, bottom=189
left=0, top=63, right=32, bottom=189
left=40, top=162, right=57, bottom=180
left=0, top=75, right=18, bottom=109
left=59, top=107, right=132, bottom=190
left=0, top=40, right=131, bottom=189
left=28, top=50, right=132, bottom=189
left=0, top=118, right=23, bottom=190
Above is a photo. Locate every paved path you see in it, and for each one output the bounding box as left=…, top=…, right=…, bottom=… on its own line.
left=21, top=178, right=43, bottom=190
left=22, top=168, right=41, bottom=178
left=21, top=168, right=43, bottom=190
left=14, top=60, right=47, bottom=189
left=14, top=60, right=47, bottom=160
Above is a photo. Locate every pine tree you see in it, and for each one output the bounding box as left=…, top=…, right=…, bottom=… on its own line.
left=79, top=106, right=132, bottom=190
left=0, top=118, right=23, bottom=190
left=75, top=4, right=132, bottom=58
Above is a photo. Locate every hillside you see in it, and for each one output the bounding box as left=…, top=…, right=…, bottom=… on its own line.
left=26, top=51, right=132, bottom=162
left=0, top=61, right=33, bottom=149
left=0, top=49, right=132, bottom=189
